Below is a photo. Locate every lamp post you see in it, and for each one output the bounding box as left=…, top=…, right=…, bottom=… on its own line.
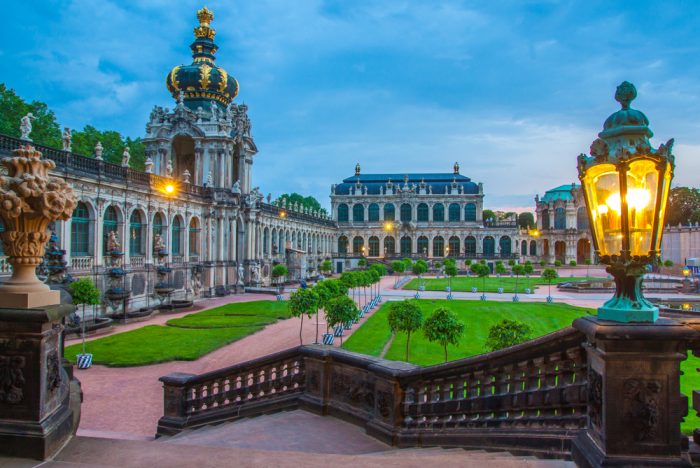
left=577, top=81, right=674, bottom=323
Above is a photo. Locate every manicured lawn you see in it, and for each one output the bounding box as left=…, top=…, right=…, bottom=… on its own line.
left=404, top=275, right=595, bottom=293
left=65, top=300, right=289, bottom=367
left=344, top=299, right=592, bottom=366
left=343, top=298, right=700, bottom=434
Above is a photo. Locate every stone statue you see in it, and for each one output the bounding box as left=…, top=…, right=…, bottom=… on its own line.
left=206, top=171, right=213, bottom=187
left=210, top=101, right=219, bottom=121
left=237, top=264, right=245, bottom=286
left=166, top=158, right=173, bottom=178
left=226, top=103, right=234, bottom=122
left=94, top=141, right=103, bottom=160
left=251, top=262, right=261, bottom=284
left=182, top=169, right=191, bottom=184
left=144, top=156, right=154, bottom=174
left=267, top=193, right=271, bottom=203
left=234, top=104, right=252, bottom=140
left=231, top=179, right=241, bottom=194
left=62, top=127, right=71, bottom=152
left=153, top=233, right=166, bottom=253
left=106, top=230, right=121, bottom=253
left=195, top=106, right=204, bottom=123
left=19, top=113, right=35, bottom=141
left=121, top=147, right=131, bottom=167
left=177, top=91, right=185, bottom=108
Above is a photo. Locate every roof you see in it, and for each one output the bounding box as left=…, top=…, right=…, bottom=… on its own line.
left=541, top=184, right=578, bottom=203
left=334, top=173, right=479, bottom=196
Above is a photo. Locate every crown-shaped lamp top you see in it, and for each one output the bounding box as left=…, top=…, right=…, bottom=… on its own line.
left=195, top=6, right=215, bottom=40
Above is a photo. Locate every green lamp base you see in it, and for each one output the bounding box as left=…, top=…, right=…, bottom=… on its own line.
left=597, top=262, right=658, bottom=323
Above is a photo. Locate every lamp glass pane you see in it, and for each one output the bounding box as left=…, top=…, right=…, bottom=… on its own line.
left=626, top=159, right=659, bottom=256
left=583, top=164, right=621, bottom=256
left=653, top=161, right=673, bottom=252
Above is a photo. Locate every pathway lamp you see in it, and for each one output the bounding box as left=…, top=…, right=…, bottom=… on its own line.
left=577, top=81, right=674, bottom=323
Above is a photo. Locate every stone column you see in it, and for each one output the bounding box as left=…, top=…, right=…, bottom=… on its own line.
left=571, top=316, right=695, bottom=468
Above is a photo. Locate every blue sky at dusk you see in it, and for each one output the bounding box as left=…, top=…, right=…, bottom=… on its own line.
left=2, top=0, right=699, bottom=211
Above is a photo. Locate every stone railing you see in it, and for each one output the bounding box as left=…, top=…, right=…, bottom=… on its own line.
left=70, top=256, right=94, bottom=271
left=188, top=255, right=200, bottom=263
left=159, top=328, right=587, bottom=457
left=129, top=256, right=145, bottom=268
left=0, top=256, right=11, bottom=273
left=171, top=255, right=184, bottom=265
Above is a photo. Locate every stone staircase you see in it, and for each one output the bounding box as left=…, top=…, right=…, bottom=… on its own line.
left=0, top=410, right=576, bottom=467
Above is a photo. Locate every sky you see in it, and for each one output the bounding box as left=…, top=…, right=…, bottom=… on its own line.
left=2, top=0, right=700, bottom=212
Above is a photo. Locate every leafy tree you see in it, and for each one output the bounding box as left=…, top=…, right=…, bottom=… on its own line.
left=68, top=278, right=101, bottom=355
left=0, top=83, right=61, bottom=147
left=321, top=260, right=332, bottom=275
left=314, top=279, right=344, bottom=310
left=288, top=288, right=319, bottom=345
left=512, top=264, right=525, bottom=295
left=391, top=260, right=405, bottom=286
left=444, top=262, right=457, bottom=291
left=508, top=259, right=515, bottom=267
left=482, top=209, right=496, bottom=224
left=554, top=259, right=562, bottom=268
left=517, top=212, right=536, bottom=229
left=358, top=258, right=367, bottom=268
left=667, top=187, right=700, bottom=226
left=340, top=272, right=358, bottom=303
left=584, top=258, right=592, bottom=277
left=542, top=268, right=558, bottom=299
left=495, top=262, right=507, bottom=276
left=387, top=300, right=423, bottom=361
left=271, top=264, right=288, bottom=292
left=412, top=260, right=428, bottom=277
left=423, top=307, right=465, bottom=362
left=274, top=192, right=327, bottom=215
left=539, top=260, right=546, bottom=267
left=523, top=263, right=534, bottom=276
left=325, top=296, right=358, bottom=344
left=369, top=262, right=387, bottom=277
left=403, top=258, right=414, bottom=272
left=485, top=319, right=533, bottom=352
left=465, top=259, right=472, bottom=266
left=473, top=263, right=490, bottom=292
left=569, top=260, right=577, bottom=267
left=368, top=268, right=381, bottom=300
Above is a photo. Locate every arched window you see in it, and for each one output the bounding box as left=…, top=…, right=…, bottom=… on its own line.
left=417, top=203, right=429, bottom=222
left=338, top=236, right=348, bottom=254
left=172, top=217, right=182, bottom=255
left=433, top=203, right=444, bottom=222
left=577, top=207, right=589, bottom=230
left=369, top=236, right=380, bottom=257
left=384, top=236, right=395, bottom=255
left=529, top=240, right=537, bottom=256
left=353, top=204, right=365, bottom=222
left=464, top=203, right=476, bottom=222
left=337, top=204, right=349, bottom=222
left=500, top=236, right=512, bottom=257
left=129, top=211, right=144, bottom=255
left=465, top=236, right=476, bottom=256
left=353, top=236, right=364, bottom=254
left=153, top=212, right=164, bottom=237
left=448, top=236, right=460, bottom=256
left=449, top=203, right=460, bottom=222
left=368, top=203, right=379, bottom=222
left=541, top=209, right=550, bottom=229
left=263, top=227, right=270, bottom=255
left=103, top=205, right=119, bottom=254
left=384, top=204, right=395, bottom=221
left=189, top=218, right=200, bottom=256
left=433, top=236, right=445, bottom=257
left=554, top=207, right=566, bottom=229
left=71, top=202, right=90, bottom=256
left=417, top=236, right=429, bottom=256
left=483, top=236, right=495, bottom=257
left=400, top=203, right=412, bottom=222
left=400, top=236, right=412, bottom=256
left=521, top=240, right=527, bottom=255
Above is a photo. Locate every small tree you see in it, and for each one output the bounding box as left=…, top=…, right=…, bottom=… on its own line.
left=569, top=260, right=577, bottom=267
left=512, top=264, right=525, bottom=296
left=325, top=296, right=358, bottom=345
left=444, top=262, right=458, bottom=292
left=340, top=272, right=357, bottom=302
left=271, top=264, right=288, bottom=292
left=542, top=268, right=558, bottom=300
left=314, top=279, right=344, bottom=343
left=391, top=260, right=405, bottom=286
left=358, top=258, right=367, bottom=268
left=321, top=260, right=333, bottom=276
left=476, top=263, right=490, bottom=293
left=423, top=307, right=465, bottom=362
left=403, top=257, right=414, bottom=274
left=539, top=260, right=546, bottom=267
left=523, top=262, right=534, bottom=277
left=387, top=300, right=423, bottom=361
left=585, top=258, right=592, bottom=278
left=68, top=278, right=101, bottom=356
left=485, top=319, right=533, bottom=351
left=554, top=259, right=562, bottom=268
left=508, top=259, right=516, bottom=267
left=288, top=288, right=319, bottom=345
left=413, top=260, right=428, bottom=289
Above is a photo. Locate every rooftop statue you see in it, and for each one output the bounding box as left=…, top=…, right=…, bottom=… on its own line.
left=62, top=127, right=71, bottom=152
left=121, top=147, right=131, bottom=167
left=19, top=113, right=35, bottom=141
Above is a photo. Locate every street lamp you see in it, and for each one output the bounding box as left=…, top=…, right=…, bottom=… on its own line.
left=577, top=81, right=675, bottom=323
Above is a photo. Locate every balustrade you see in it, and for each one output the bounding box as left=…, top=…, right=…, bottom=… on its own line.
left=130, top=256, right=145, bottom=268
left=70, top=256, right=94, bottom=271
left=171, top=255, right=184, bottom=265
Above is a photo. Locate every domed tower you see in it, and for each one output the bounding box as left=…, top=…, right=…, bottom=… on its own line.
left=165, top=7, right=239, bottom=114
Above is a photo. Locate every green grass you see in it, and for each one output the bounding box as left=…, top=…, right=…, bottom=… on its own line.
left=343, top=298, right=700, bottom=434
left=404, top=275, right=595, bottom=293
left=65, top=300, right=289, bottom=367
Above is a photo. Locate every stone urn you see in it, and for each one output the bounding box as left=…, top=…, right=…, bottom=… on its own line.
left=0, top=145, right=76, bottom=307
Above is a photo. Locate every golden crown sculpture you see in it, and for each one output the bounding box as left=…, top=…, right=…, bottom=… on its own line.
left=194, top=6, right=215, bottom=39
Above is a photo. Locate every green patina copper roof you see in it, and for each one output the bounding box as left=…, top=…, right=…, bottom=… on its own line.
left=541, top=184, right=578, bottom=203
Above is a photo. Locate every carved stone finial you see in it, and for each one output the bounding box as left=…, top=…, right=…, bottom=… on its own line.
left=182, top=169, right=191, bottom=184
left=615, top=81, right=637, bottom=110
left=0, top=145, right=77, bottom=307
left=94, top=141, right=103, bottom=160
left=144, top=156, right=154, bottom=174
